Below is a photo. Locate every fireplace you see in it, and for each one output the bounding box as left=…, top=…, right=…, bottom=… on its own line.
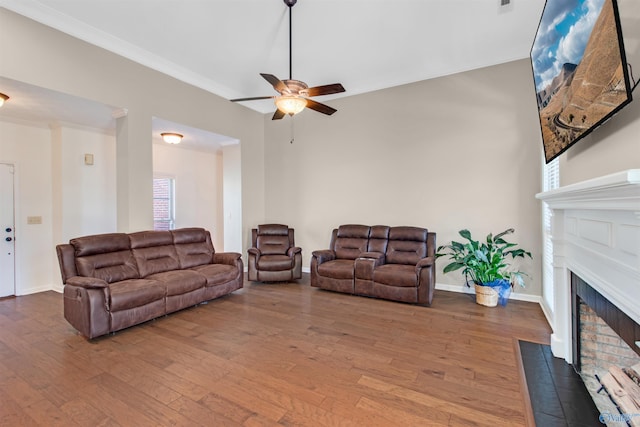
left=536, top=169, right=640, bottom=420
left=572, top=273, right=640, bottom=417
left=536, top=169, right=640, bottom=363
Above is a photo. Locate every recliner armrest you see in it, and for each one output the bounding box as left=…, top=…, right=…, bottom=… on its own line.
left=248, top=247, right=261, bottom=256
left=66, top=276, right=108, bottom=289
left=311, top=249, right=335, bottom=264
left=416, top=256, right=436, bottom=272
left=213, top=252, right=243, bottom=266
left=288, top=246, right=302, bottom=257
left=416, top=256, right=435, bottom=270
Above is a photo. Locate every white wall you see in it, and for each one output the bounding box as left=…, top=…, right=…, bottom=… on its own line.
left=223, top=144, right=243, bottom=253
left=0, top=120, right=54, bottom=294
left=52, top=124, right=117, bottom=243
left=152, top=142, right=223, bottom=248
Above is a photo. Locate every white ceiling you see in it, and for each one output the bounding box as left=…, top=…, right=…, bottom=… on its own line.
left=1, top=0, right=546, bottom=116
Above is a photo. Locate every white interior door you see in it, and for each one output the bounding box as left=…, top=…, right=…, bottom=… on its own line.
left=0, top=163, right=16, bottom=297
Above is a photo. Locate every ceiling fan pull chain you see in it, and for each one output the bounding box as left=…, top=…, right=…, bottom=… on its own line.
left=290, top=116, right=295, bottom=144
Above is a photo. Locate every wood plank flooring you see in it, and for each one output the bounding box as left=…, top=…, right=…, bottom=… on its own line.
left=0, top=274, right=551, bottom=426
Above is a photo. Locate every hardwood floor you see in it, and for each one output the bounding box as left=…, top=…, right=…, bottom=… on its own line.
left=0, top=274, right=551, bottom=426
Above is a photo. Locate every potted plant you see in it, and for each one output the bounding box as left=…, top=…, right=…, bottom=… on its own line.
left=436, top=228, right=532, bottom=307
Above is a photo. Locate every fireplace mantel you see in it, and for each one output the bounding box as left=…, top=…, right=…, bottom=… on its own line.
left=536, top=169, right=640, bottom=363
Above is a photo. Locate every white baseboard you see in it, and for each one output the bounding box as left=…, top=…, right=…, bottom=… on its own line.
left=435, top=282, right=542, bottom=304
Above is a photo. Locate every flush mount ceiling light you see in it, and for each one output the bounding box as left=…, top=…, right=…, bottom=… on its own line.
left=161, top=132, right=183, bottom=144
left=0, top=93, right=9, bottom=108
left=230, top=0, right=345, bottom=119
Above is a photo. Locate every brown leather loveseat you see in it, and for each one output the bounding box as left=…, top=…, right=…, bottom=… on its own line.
left=310, top=224, right=436, bottom=305
left=56, top=227, right=243, bottom=339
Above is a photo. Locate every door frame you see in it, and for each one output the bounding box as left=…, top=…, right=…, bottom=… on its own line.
left=0, top=161, right=16, bottom=297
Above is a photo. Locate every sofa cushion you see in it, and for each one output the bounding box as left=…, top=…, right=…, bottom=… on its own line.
left=71, top=233, right=140, bottom=283
left=172, top=228, right=214, bottom=268
left=71, top=233, right=130, bottom=257
left=145, top=270, right=206, bottom=296
left=257, top=254, right=294, bottom=271
left=373, top=264, right=417, bottom=287
left=385, top=226, right=428, bottom=265
left=108, top=279, right=166, bottom=311
left=190, top=263, right=238, bottom=286
left=130, top=230, right=180, bottom=277
left=334, top=225, right=370, bottom=260
left=318, top=259, right=356, bottom=280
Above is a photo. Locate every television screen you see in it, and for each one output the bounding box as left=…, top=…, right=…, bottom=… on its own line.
left=531, top=0, right=633, bottom=163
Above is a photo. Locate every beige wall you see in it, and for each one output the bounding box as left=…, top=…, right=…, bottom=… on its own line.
left=264, top=59, right=544, bottom=297
left=560, top=0, right=640, bottom=185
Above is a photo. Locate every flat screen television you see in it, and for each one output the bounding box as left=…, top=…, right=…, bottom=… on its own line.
left=530, top=0, right=633, bottom=163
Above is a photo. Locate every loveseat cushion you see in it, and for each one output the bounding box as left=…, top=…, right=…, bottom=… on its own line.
left=318, top=259, right=357, bottom=280
left=334, top=225, right=370, bottom=260
left=130, top=230, right=180, bottom=277
left=172, top=228, right=214, bottom=268
left=373, top=264, right=417, bottom=287
left=108, top=279, right=166, bottom=311
left=71, top=233, right=139, bottom=283
left=385, top=226, right=428, bottom=265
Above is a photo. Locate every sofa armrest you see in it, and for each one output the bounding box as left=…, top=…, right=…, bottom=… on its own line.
left=311, top=249, right=335, bottom=265
left=213, top=252, right=243, bottom=266
left=66, top=276, right=109, bottom=289
left=288, top=246, right=302, bottom=257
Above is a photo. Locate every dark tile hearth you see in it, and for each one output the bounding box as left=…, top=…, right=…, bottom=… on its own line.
left=519, top=341, right=601, bottom=426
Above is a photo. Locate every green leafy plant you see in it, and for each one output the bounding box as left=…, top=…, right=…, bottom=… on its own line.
left=436, top=228, right=532, bottom=288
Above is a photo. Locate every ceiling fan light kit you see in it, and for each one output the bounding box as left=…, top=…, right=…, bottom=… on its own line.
left=230, top=0, right=345, bottom=120
left=275, top=96, right=307, bottom=116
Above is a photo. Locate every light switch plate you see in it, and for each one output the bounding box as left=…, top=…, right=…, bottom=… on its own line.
left=84, top=153, right=94, bottom=165
left=27, top=216, right=42, bottom=224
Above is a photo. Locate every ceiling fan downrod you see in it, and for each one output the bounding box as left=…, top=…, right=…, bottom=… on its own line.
left=284, top=0, right=297, bottom=80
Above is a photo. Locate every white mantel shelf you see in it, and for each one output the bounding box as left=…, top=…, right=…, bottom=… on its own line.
left=536, top=169, right=640, bottom=363
left=537, top=169, right=640, bottom=211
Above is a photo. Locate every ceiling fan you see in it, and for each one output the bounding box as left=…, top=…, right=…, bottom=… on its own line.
left=230, top=0, right=345, bottom=120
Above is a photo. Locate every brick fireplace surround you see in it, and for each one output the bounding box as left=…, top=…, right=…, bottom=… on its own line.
left=537, top=169, right=640, bottom=418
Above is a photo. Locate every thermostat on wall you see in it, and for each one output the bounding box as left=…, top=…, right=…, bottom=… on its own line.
left=84, top=153, right=94, bottom=165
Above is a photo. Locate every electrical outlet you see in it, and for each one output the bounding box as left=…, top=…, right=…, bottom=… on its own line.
left=27, top=216, right=42, bottom=224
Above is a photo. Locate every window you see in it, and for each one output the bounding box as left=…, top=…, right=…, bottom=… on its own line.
left=153, top=177, right=175, bottom=230
left=542, top=157, right=559, bottom=313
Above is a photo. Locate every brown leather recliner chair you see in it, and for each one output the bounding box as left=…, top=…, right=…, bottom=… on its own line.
left=247, top=224, right=302, bottom=282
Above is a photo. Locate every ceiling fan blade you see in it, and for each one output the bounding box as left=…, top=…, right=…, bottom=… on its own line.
left=305, top=99, right=337, bottom=116
left=272, top=109, right=286, bottom=120
left=230, top=96, right=274, bottom=102
left=305, top=83, right=345, bottom=97
left=260, top=73, right=289, bottom=94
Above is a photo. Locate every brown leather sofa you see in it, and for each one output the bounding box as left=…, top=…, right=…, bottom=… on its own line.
left=56, top=227, right=243, bottom=339
left=247, top=224, right=302, bottom=282
left=310, top=224, right=436, bottom=305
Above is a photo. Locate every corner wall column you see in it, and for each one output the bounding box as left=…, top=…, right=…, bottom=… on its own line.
left=115, top=110, right=153, bottom=232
